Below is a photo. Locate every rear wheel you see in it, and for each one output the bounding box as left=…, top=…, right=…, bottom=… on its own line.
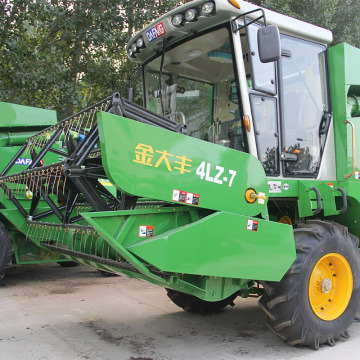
left=259, top=220, right=360, bottom=349
left=166, top=289, right=237, bottom=314
left=0, top=222, right=14, bottom=280
left=57, top=261, right=79, bottom=267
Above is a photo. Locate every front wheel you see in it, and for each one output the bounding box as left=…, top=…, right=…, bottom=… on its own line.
left=166, top=289, right=237, bottom=314
left=259, top=220, right=360, bottom=349
left=0, top=222, right=14, bottom=280
left=97, top=269, right=119, bottom=277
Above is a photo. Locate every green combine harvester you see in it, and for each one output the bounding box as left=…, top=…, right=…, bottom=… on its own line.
left=1, top=0, right=360, bottom=349
left=0, top=103, right=79, bottom=267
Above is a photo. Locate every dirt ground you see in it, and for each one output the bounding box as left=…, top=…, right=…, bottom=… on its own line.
left=1, top=263, right=360, bottom=360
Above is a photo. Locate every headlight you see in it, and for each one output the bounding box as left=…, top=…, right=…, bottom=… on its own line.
left=201, top=2, right=215, bottom=15
left=128, top=48, right=133, bottom=58
left=185, top=9, right=197, bottom=22
left=131, top=43, right=138, bottom=53
left=136, top=37, right=145, bottom=48
left=172, top=14, right=184, bottom=27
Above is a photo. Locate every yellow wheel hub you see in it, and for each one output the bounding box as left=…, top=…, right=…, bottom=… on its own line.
left=309, top=253, right=353, bottom=321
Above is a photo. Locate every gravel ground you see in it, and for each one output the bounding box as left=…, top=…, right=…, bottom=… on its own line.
left=1, top=263, right=360, bottom=360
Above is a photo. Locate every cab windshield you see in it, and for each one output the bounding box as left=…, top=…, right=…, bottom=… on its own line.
left=143, top=27, right=247, bottom=152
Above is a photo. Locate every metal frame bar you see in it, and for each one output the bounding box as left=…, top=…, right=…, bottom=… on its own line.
left=232, top=8, right=267, bottom=33
left=28, top=126, right=64, bottom=170
left=0, top=183, right=28, bottom=218
left=0, top=92, right=185, bottom=229
left=0, top=143, right=27, bottom=176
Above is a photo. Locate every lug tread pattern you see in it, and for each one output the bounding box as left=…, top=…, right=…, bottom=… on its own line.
left=259, top=295, right=276, bottom=322
left=259, top=281, right=274, bottom=296
left=259, top=221, right=360, bottom=349
left=0, top=222, right=14, bottom=280
left=166, top=289, right=238, bottom=315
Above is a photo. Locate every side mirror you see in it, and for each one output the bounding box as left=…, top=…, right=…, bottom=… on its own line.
left=257, top=25, right=281, bottom=63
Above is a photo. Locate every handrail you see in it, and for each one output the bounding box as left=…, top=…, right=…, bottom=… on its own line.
left=311, top=187, right=322, bottom=215
left=232, top=8, right=267, bottom=32
left=344, top=120, right=356, bottom=179
left=336, top=187, right=348, bottom=214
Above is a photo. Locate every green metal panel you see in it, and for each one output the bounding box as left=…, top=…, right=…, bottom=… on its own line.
left=298, top=181, right=313, bottom=218
left=329, top=44, right=360, bottom=181
left=0, top=147, right=35, bottom=176
left=82, top=209, right=295, bottom=281
left=12, top=232, right=64, bottom=264
left=321, top=182, right=338, bottom=216
left=0, top=102, right=57, bottom=128
left=327, top=181, right=360, bottom=238
left=267, top=178, right=342, bottom=218
left=97, top=112, right=268, bottom=217
left=127, top=212, right=295, bottom=281
left=82, top=207, right=196, bottom=279
left=297, top=181, right=340, bottom=218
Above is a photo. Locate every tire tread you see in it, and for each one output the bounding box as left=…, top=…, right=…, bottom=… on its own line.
left=259, top=220, right=360, bottom=349
left=0, top=222, right=14, bottom=280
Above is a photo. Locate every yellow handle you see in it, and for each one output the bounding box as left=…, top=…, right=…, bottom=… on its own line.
left=252, top=193, right=267, bottom=201
left=245, top=188, right=267, bottom=204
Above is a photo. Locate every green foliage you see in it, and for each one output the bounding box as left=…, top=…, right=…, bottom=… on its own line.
left=3, top=0, right=360, bottom=119
left=0, top=0, right=181, bottom=118
left=249, top=0, right=360, bottom=48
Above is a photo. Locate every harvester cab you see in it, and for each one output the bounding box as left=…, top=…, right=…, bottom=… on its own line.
left=1, top=0, right=360, bottom=350
left=128, top=0, right=332, bottom=182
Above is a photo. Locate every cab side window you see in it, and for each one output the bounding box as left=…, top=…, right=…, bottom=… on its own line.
left=281, top=36, right=328, bottom=176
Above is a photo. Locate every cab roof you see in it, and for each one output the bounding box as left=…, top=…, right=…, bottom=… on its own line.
left=126, top=0, right=333, bottom=65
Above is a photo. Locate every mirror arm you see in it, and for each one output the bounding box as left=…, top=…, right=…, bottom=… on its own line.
left=232, top=8, right=267, bottom=33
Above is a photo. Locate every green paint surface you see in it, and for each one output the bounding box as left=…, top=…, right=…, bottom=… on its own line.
left=127, top=211, right=295, bottom=281
left=83, top=208, right=295, bottom=282
left=329, top=44, right=360, bottom=181
left=97, top=111, right=268, bottom=217
left=0, top=102, right=57, bottom=128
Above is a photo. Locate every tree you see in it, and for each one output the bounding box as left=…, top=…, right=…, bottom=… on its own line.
left=248, top=0, right=360, bottom=48
left=0, top=0, right=181, bottom=118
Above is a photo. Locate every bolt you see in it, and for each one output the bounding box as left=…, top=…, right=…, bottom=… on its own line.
left=321, top=307, right=324, bottom=310
left=322, top=278, right=332, bottom=293
left=333, top=274, right=336, bottom=277
left=329, top=299, right=332, bottom=302
left=329, top=263, right=332, bottom=266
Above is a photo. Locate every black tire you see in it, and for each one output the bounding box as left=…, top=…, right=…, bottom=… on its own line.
left=166, top=289, right=237, bottom=314
left=57, top=261, right=79, bottom=267
left=97, top=269, right=119, bottom=277
left=0, top=222, right=14, bottom=280
left=259, top=220, right=360, bottom=349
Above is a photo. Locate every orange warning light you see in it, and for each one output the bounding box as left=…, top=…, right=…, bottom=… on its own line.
left=228, top=0, right=241, bottom=9
left=243, top=115, right=251, bottom=132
